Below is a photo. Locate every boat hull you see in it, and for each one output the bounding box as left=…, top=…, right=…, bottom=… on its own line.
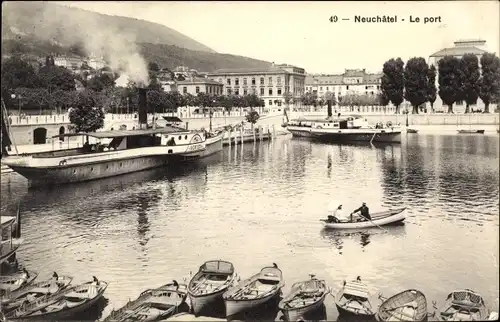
left=189, top=289, right=227, bottom=316
left=0, top=238, right=23, bottom=264
left=336, top=304, right=375, bottom=318
left=225, top=292, right=280, bottom=317
left=323, top=208, right=406, bottom=229
left=282, top=296, right=325, bottom=321
left=3, top=133, right=224, bottom=187
left=287, top=126, right=401, bottom=143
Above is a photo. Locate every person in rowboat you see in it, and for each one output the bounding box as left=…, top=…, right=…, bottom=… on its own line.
left=351, top=202, right=371, bottom=222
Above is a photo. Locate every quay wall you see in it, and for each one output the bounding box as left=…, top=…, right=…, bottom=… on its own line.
left=5, top=111, right=498, bottom=146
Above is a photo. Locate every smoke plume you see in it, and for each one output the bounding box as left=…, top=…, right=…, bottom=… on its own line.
left=7, top=2, right=150, bottom=86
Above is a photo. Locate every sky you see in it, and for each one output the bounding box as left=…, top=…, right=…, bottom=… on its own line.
left=58, top=1, right=499, bottom=74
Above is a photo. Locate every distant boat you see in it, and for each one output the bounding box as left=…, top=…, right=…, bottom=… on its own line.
left=334, top=277, right=374, bottom=318
left=223, top=263, right=284, bottom=317
left=5, top=277, right=108, bottom=320
left=103, top=281, right=187, bottom=322
left=287, top=115, right=402, bottom=143
left=406, top=128, right=419, bottom=134
left=279, top=274, right=327, bottom=322
left=376, top=289, right=428, bottom=322
left=438, top=289, right=489, bottom=321
left=457, top=129, right=485, bottom=134
left=187, top=260, right=237, bottom=316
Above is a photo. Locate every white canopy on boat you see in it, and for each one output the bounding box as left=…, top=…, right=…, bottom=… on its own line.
left=327, top=200, right=342, bottom=212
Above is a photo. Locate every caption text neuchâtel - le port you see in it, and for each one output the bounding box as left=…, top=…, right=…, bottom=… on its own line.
left=329, top=15, right=442, bottom=24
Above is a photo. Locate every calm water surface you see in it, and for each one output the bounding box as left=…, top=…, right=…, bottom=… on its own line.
left=1, top=133, right=499, bottom=321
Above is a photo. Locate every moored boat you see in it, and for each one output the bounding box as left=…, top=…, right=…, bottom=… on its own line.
left=223, top=263, right=285, bottom=317
left=376, top=289, right=428, bottom=321
left=287, top=115, right=402, bottom=143
left=1, top=272, right=73, bottom=312
left=0, top=268, right=38, bottom=295
left=1, top=210, right=23, bottom=265
left=457, top=129, right=485, bottom=134
left=187, top=260, right=237, bottom=316
left=334, top=276, right=374, bottom=318
left=5, top=276, right=108, bottom=320
left=438, top=289, right=489, bottom=321
left=103, top=281, right=187, bottom=322
left=321, top=207, right=407, bottom=229
left=278, top=274, right=327, bottom=321
left=1, top=89, right=225, bottom=188
left=407, top=128, right=419, bottom=133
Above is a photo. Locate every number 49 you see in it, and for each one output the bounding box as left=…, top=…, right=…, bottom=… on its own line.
left=329, top=16, right=338, bottom=23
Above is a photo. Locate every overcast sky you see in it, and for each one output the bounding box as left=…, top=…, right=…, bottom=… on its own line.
left=58, top=1, right=499, bottom=74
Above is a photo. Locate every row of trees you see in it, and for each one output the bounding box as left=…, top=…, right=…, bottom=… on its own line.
left=1, top=55, right=265, bottom=114
left=381, top=52, right=500, bottom=114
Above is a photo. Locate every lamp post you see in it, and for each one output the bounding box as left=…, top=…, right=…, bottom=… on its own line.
left=10, top=94, right=21, bottom=116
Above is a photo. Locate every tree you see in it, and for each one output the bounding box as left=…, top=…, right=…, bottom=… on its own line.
left=438, top=56, right=462, bottom=113
left=283, top=92, right=293, bottom=110
left=479, top=53, right=500, bottom=113
left=1, top=56, right=38, bottom=97
left=148, top=61, right=160, bottom=72
left=68, top=90, right=105, bottom=134
left=458, top=54, right=481, bottom=113
left=176, top=74, right=186, bottom=81
left=245, top=110, right=260, bottom=129
left=382, top=58, right=405, bottom=113
left=86, top=73, right=115, bottom=92
left=404, top=57, right=429, bottom=114
left=426, top=65, right=437, bottom=113
left=36, top=66, right=76, bottom=93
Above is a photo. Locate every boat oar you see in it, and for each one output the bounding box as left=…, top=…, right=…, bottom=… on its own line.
left=366, top=218, right=389, bottom=234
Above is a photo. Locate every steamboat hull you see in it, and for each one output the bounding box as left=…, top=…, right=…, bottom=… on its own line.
left=288, top=128, right=401, bottom=143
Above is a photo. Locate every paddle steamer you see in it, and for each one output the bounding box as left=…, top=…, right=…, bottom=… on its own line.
left=1, top=89, right=224, bottom=187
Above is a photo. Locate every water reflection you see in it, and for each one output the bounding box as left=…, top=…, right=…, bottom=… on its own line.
left=320, top=223, right=406, bottom=253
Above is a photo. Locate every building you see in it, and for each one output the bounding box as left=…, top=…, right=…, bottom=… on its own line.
left=206, top=63, right=306, bottom=111
left=177, top=76, right=224, bottom=96
left=53, top=54, right=85, bottom=72
left=305, top=69, right=382, bottom=101
left=428, top=39, right=494, bottom=112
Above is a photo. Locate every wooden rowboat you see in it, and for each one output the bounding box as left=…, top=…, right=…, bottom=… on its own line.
left=5, top=277, right=108, bottom=320
left=187, top=260, right=237, bottom=316
left=223, top=263, right=285, bottom=317
left=334, top=276, right=374, bottom=318
left=406, top=128, right=419, bottom=134
left=457, top=129, right=485, bottom=134
left=438, top=289, right=489, bottom=321
left=278, top=274, right=327, bottom=321
left=321, top=207, right=407, bottom=229
left=1, top=272, right=73, bottom=312
left=103, top=281, right=187, bottom=322
left=0, top=269, right=38, bottom=295
left=376, top=289, right=428, bottom=321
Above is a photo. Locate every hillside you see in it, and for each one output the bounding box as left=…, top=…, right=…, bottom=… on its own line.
left=1, top=38, right=273, bottom=72
left=2, top=1, right=215, bottom=53
left=1, top=1, right=272, bottom=72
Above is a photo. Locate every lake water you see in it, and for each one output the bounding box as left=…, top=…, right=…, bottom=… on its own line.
left=1, top=132, right=499, bottom=321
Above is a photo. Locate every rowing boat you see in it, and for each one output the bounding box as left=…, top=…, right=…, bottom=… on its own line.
left=376, top=289, right=428, bottom=321
left=279, top=274, right=327, bottom=321
left=407, top=129, right=419, bottom=134
left=321, top=207, right=407, bottom=229
left=223, top=263, right=284, bottom=317
left=0, top=269, right=38, bottom=295
left=103, top=281, right=187, bottom=322
left=334, top=277, right=374, bottom=318
left=438, top=289, right=489, bottom=321
left=1, top=272, right=73, bottom=312
left=187, top=260, right=237, bottom=316
left=5, top=277, right=108, bottom=320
